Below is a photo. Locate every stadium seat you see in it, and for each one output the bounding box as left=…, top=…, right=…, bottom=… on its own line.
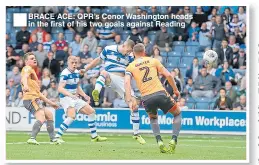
left=7, top=8, right=20, bottom=13
left=160, top=51, right=167, bottom=57
left=165, top=61, right=178, bottom=69
left=181, top=57, right=193, bottom=65
left=101, top=9, right=113, bottom=14
left=167, top=56, right=180, bottom=66
left=162, top=56, right=167, bottom=64
left=185, top=97, right=196, bottom=109
left=194, top=97, right=212, bottom=110
left=173, top=46, right=185, bottom=53
left=148, top=34, right=156, bottom=43
left=91, top=8, right=101, bottom=14
left=6, top=23, right=12, bottom=31
left=182, top=52, right=196, bottom=57
left=196, top=51, right=204, bottom=58
left=51, top=27, right=64, bottom=34
left=186, top=41, right=200, bottom=53
left=173, top=41, right=185, bottom=46
left=20, top=8, right=30, bottom=13
left=6, top=13, right=13, bottom=23
left=121, top=31, right=130, bottom=41
left=65, top=33, right=74, bottom=42
left=167, top=51, right=181, bottom=57
left=64, top=29, right=73, bottom=34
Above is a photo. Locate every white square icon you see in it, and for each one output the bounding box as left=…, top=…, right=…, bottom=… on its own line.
left=13, top=13, right=27, bottom=27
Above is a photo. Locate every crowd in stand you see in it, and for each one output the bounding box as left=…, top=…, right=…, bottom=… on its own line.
left=6, top=6, right=247, bottom=110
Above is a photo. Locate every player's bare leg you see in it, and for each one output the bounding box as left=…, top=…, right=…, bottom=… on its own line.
left=55, top=107, right=76, bottom=142
left=92, top=70, right=109, bottom=106
left=131, top=97, right=146, bottom=144
left=79, top=104, right=107, bottom=142
left=44, top=109, right=62, bottom=145
left=148, top=113, right=168, bottom=153
left=168, top=106, right=182, bottom=154
left=27, top=109, right=46, bottom=145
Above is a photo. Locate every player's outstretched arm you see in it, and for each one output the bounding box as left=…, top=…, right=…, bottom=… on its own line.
left=39, top=93, right=59, bottom=109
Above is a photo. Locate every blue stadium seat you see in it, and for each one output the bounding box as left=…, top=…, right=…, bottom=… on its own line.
left=181, top=57, right=193, bottom=65
left=159, top=6, right=169, bottom=14
left=6, top=13, right=13, bottom=23
left=64, top=29, right=73, bottom=34
left=194, top=97, right=212, bottom=110
left=52, top=33, right=58, bottom=41
left=148, top=34, right=156, bottom=43
left=167, top=51, right=181, bottom=57
left=196, top=51, right=204, bottom=58
left=178, top=63, right=188, bottom=68
left=185, top=97, right=196, bottom=109
left=6, top=23, right=12, bottom=31
left=51, top=27, right=64, bottom=34
left=92, top=8, right=101, bottom=14
left=165, top=62, right=178, bottom=69
left=7, top=8, right=20, bottom=13
left=121, top=31, right=130, bottom=41
left=174, top=46, right=185, bottom=53
left=167, top=57, right=180, bottom=67
left=20, top=8, right=30, bottom=13
left=186, top=41, right=200, bottom=53
left=182, top=52, right=196, bottom=57
left=173, top=41, right=185, bottom=46
left=162, top=56, right=167, bottom=64
left=101, top=9, right=113, bottom=14
left=160, top=51, right=167, bottom=57
left=65, top=33, right=74, bottom=42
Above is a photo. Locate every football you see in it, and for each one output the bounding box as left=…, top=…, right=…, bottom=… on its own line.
left=203, top=50, right=218, bottom=65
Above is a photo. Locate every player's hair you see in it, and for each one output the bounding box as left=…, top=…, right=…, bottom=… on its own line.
left=124, top=39, right=135, bottom=49
left=23, top=52, right=35, bottom=61
left=133, top=43, right=145, bottom=54
left=68, top=55, right=77, bottom=61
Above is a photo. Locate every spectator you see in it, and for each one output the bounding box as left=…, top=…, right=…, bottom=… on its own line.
left=184, top=78, right=194, bottom=96
left=70, top=9, right=89, bottom=38
left=113, top=34, right=123, bottom=45
left=33, top=43, right=47, bottom=68
left=237, top=6, right=246, bottom=23
left=174, top=18, right=188, bottom=42
left=101, top=87, right=117, bottom=108
left=6, top=32, right=11, bottom=45
left=41, top=68, right=52, bottom=89
left=225, top=81, right=237, bottom=103
left=143, top=36, right=153, bottom=56
left=233, top=48, right=246, bottom=69
left=91, top=46, right=103, bottom=59
left=186, top=57, right=201, bottom=82
left=30, top=27, right=48, bottom=43
left=222, top=7, right=233, bottom=25
left=151, top=47, right=163, bottom=64
left=217, top=39, right=233, bottom=66
left=227, top=14, right=246, bottom=35
left=78, top=44, right=93, bottom=64
left=69, top=34, right=81, bottom=56
left=51, top=43, right=67, bottom=68
left=15, top=27, right=30, bottom=49
left=193, top=6, right=208, bottom=26
left=215, top=61, right=235, bottom=86
left=183, top=6, right=193, bottom=25
left=18, top=43, right=30, bottom=56
left=228, top=35, right=240, bottom=54
left=47, top=81, right=59, bottom=102
left=6, top=88, right=11, bottom=107
left=127, top=28, right=143, bottom=44
left=29, top=34, right=39, bottom=51
left=55, top=32, right=68, bottom=51
left=234, top=27, right=245, bottom=45
left=154, top=26, right=173, bottom=52
left=188, top=21, right=200, bottom=41
left=15, top=59, right=25, bottom=71
left=174, top=68, right=184, bottom=92
left=233, top=95, right=246, bottom=110
left=213, top=88, right=233, bottom=110
left=163, top=70, right=181, bottom=96
left=206, top=63, right=216, bottom=76
left=177, top=98, right=189, bottom=110
left=199, top=23, right=212, bottom=51
left=14, top=91, right=23, bottom=107
left=206, top=15, right=216, bottom=31
left=192, top=67, right=220, bottom=98
left=96, top=19, right=116, bottom=47
left=80, top=30, right=98, bottom=55
left=211, top=16, right=228, bottom=50
left=43, top=33, right=54, bottom=52
left=7, top=78, right=17, bottom=104
left=42, top=51, right=60, bottom=79
left=6, top=45, right=20, bottom=70
left=208, top=8, right=218, bottom=20
left=7, top=66, right=21, bottom=86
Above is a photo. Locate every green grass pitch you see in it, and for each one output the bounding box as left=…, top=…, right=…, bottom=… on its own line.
left=6, top=132, right=246, bottom=160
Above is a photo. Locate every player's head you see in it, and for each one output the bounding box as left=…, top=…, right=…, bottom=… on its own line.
left=219, top=88, right=226, bottom=98
left=133, top=43, right=146, bottom=58
left=121, top=39, right=135, bottom=55
left=67, top=56, right=78, bottom=71
left=24, top=52, right=37, bottom=68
